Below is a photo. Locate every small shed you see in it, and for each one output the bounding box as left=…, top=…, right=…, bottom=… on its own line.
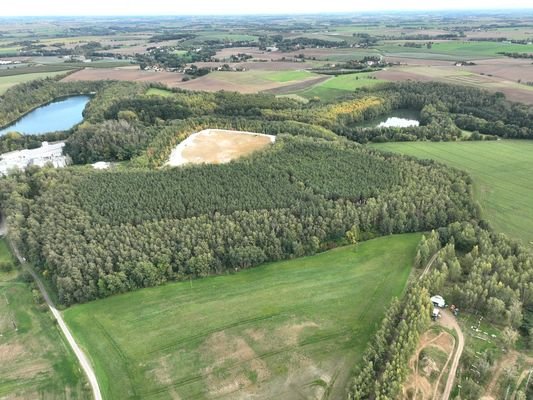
left=431, top=295, right=445, bottom=308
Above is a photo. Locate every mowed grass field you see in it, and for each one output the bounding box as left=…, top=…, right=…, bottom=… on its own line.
left=296, top=72, right=386, bottom=101
left=64, top=233, right=420, bottom=400
left=373, top=140, right=533, bottom=245
left=0, top=70, right=73, bottom=94
left=378, top=40, right=533, bottom=60
left=0, top=239, right=89, bottom=399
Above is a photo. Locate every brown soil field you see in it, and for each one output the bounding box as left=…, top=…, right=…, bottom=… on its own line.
left=167, top=129, right=275, bottom=166
left=62, top=67, right=186, bottom=85
left=376, top=66, right=533, bottom=104
left=193, top=60, right=307, bottom=71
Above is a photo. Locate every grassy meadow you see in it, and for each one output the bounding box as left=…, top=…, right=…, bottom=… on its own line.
left=0, top=70, right=73, bottom=94
left=296, top=72, right=386, bottom=101
left=64, top=233, right=420, bottom=399
left=0, top=239, right=89, bottom=399
left=373, top=140, right=533, bottom=246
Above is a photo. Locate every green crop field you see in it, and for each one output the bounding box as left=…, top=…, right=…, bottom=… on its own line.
left=64, top=233, right=419, bottom=400
left=378, top=40, right=533, bottom=60
left=373, top=140, right=533, bottom=245
left=263, top=69, right=313, bottom=82
left=297, top=72, right=386, bottom=101
left=146, top=87, right=175, bottom=97
left=0, top=239, right=89, bottom=399
left=0, top=70, right=73, bottom=94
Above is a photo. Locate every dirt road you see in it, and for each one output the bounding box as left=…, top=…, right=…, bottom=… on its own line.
left=9, top=241, right=103, bottom=400
left=439, top=310, right=465, bottom=400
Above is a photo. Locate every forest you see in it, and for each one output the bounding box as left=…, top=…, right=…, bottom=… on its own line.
left=1, top=135, right=476, bottom=304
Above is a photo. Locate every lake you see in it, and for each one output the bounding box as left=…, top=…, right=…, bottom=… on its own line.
left=0, top=95, right=90, bottom=136
left=359, top=109, right=420, bottom=129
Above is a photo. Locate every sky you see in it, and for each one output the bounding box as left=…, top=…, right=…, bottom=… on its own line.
left=3, top=0, right=532, bottom=16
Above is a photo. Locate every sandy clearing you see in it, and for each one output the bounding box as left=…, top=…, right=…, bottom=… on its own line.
left=167, top=129, right=275, bottom=167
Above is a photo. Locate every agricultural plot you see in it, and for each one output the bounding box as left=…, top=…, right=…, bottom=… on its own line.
left=177, top=69, right=321, bottom=93
left=373, top=140, right=533, bottom=246
left=378, top=41, right=533, bottom=60
left=295, top=72, right=386, bottom=101
left=167, top=129, right=276, bottom=166
left=376, top=66, right=533, bottom=104
left=0, top=70, right=73, bottom=94
left=0, top=239, right=89, bottom=399
left=64, top=233, right=419, bottom=400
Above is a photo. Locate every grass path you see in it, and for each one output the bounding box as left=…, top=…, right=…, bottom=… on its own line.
left=373, top=140, right=533, bottom=245
left=65, top=233, right=419, bottom=400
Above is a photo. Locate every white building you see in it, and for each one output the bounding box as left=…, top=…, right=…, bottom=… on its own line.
left=431, top=295, right=446, bottom=308
left=0, top=141, right=67, bottom=175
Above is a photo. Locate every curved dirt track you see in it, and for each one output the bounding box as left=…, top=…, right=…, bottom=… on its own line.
left=9, top=241, right=103, bottom=400
left=439, top=310, right=464, bottom=400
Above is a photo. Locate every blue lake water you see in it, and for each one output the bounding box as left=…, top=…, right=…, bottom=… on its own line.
left=0, top=95, right=90, bottom=136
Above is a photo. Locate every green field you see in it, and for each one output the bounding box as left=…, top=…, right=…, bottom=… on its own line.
left=296, top=72, right=386, bottom=101
left=373, top=140, right=533, bottom=245
left=0, top=239, right=89, bottom=399
left=0, top=70, right=73, bottom=94
left=146, top=87, right=175, bottom=97
left=64, top=233, right=419, bottom=399
left=263, top=69, right=313, bottom=82
left=378, top=40, right=533, bottom=60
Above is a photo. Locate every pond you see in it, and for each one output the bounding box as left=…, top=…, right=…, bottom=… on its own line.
left=0, top=95, right=91, bottom=136
left=358, top=109, right=420, bottom=129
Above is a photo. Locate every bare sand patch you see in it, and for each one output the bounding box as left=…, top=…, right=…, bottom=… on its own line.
left=167, top=129, right=275, bottom=167
left=201, top=331, right=270, bottom=397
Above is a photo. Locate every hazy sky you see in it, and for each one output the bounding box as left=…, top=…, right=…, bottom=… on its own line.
left=3, top=0, right=532, bottom=16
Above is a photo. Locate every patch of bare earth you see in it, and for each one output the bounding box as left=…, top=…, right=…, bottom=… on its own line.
left=201, top=331, right=270, bottom=398
left=402, top=329, right=455, bottom=400
left=199, top=320, right=331, bottom=399
left=167, top=129, right=275, bottom=167
left=62, top=67, right=186, bottom=86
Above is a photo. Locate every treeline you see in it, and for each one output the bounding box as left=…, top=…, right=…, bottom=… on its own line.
left=1, top=136, right=476, bottom=304
left=498, top=52, right=533, bottom=59
left=350, top=283, right=432, bottom=399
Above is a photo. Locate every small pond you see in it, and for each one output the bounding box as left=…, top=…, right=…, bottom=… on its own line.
left=358, top=109, right=420, bottom=129
left=0, top=95, right=91, bottom=136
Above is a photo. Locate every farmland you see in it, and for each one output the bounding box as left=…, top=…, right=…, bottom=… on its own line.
left=373, top=140, right=533, bottom=246
left=294, top=72, right=386, bottom=101
left=0, top=239, right=89, bottom=399
left=378, top=41, right=533, bottom=60
left=0, top=70, right=73, bottom=94
left=64, top=233, right=419, bottom=399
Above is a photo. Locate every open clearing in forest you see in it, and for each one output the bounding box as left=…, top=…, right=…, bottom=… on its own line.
left=167, top=129, right=276, bottom=166
left=0, top=239, right=88, bottom=399
left=373, top=140, right=533, bottom=246
left=64, top=233, right=419, bottom=400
